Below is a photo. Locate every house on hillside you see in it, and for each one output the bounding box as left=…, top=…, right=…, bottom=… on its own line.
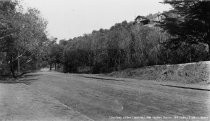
left=153, top=14, right=165, bottom=22
left=135, top=16, right=150, bottom=25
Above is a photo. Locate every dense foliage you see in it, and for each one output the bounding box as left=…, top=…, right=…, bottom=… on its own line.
left=49, top=21, right=170, bottom=73
left=159, top=0, right=210, bottom=63
left=0, top=0, right=48, bottom=77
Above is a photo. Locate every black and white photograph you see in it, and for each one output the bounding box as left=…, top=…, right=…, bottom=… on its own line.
left=0, top=0, right=210, bottom=120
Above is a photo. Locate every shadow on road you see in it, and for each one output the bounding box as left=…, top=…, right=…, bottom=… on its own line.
left=81, top=75, right=125, bottom=82
left=0, top=73, right=42, bottom=85
left=21, top=73, right=42, bottom=78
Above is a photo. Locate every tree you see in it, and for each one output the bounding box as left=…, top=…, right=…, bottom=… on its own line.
left=159, top=0, right=210, bottom=61
left=0, top=0, right=48, bottom=77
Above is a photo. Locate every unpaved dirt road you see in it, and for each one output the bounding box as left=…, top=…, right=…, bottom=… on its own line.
left=0, top=70, right=210, bottom=121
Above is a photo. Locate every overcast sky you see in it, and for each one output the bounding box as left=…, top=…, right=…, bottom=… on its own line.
left=22, top=0, right=171, bottom=40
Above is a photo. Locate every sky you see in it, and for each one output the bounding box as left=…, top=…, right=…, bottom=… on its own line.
left=22, top=0, right=171, bottom=40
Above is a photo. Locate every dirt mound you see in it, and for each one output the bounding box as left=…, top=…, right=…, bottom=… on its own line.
left=108, top=61, right=210, bottom=84
left=159, top=62, right=209, bottom=84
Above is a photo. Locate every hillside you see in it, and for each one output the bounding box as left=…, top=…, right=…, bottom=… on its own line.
left=108, top=61, right=210, bottom=84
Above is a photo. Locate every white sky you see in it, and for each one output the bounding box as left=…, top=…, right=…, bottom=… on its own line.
left=22, top=0, right=171, bottom=40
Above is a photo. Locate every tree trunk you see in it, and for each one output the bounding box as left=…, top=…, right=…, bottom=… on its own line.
left=55, top=63, right=57, bottom=70
left=10, top=62, right=16, bottom=78
left=208, top=43, right=210, bottom=60
left=17, top=52, right=20, bottom=74
left=50, top=64, right=52, bottom=70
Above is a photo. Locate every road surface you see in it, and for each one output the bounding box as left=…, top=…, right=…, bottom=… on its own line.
left=0, top=70, right=210, bottom=121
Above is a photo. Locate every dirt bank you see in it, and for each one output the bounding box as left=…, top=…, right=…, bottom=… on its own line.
left=108, top=61, right=210, bottom=84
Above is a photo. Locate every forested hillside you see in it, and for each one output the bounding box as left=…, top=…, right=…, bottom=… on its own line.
left=47, top=0, right=210, bottom=74
left=59, top=21, right=170, bottom=73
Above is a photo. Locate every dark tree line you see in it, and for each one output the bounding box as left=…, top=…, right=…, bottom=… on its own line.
left=46, top=0, right=209, bottom=74
left=47, top=21, right=170, bottom=73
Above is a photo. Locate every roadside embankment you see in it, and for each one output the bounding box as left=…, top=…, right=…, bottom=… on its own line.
left=108, top=61, right=210, bottom=84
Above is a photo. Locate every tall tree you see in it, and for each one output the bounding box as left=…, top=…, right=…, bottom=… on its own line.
left=160, top=0, right=210, bottom=52
left=0, top=0, right=48, bottom=77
